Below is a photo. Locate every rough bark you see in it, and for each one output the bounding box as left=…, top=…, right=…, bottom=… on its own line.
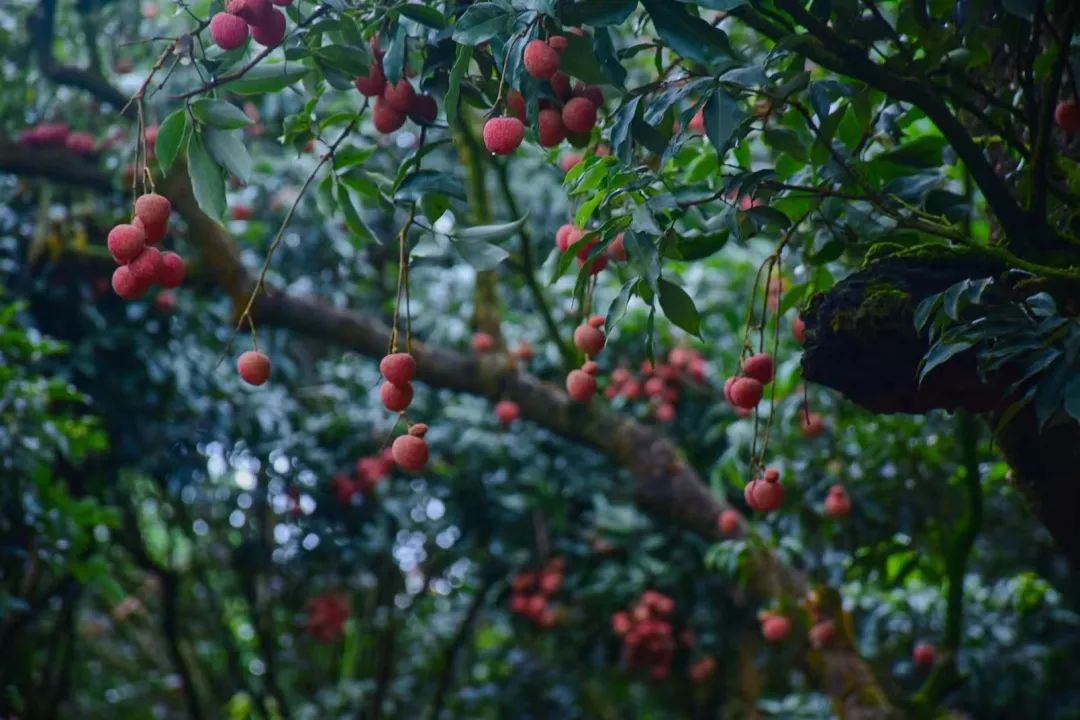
left=801, top=252, right=1080, bottom=568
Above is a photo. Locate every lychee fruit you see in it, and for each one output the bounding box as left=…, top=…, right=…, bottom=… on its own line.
left=809, top=620, right=837, bottom=649
left=156, top=252, right=186, bottom=288
left=523, top=39, right=560, bottom=80
left=566, top=368, right=597, bottom=402
left=373, top=99, right=406, bottom=133
left=111, top=265, right=147, bottom=300
left=134, top=193, right=171, bottom=228
left=572, top=82, right=603, bottom=108
left=792, top=315, right=806, bottom=345
left=227, top=0, right=272, bottom=25
left=380, top=381, right=413, bottom=412
left=655, top=402, right=676, bottom=422
left=555, top=224, right=577, bottom=251
left=607, top=233, right=627, bottom=262
left=107, top=223, right=146, bottom=264
left=128, top=246, right=162, bottom=286
left=824, top=484, right=851, bottom=519
left=727, top=377, right=763, bottom=409
left=573, top=323, right=605, bottom=357
left=471, top=332, right=495, bottom=352
left=483, top=117, right=525, bottom=155
left=380, top=352, right=416, bottom=385
left=742, top=353, right=774, bottom=384
left=1055, top=101, right=1080, bottom=135
left=562, top=97, right=597, bottom=134
left=800, top=411, right=825, bottom=438
left=760, top=613, right=790, bottom=643
left=407, top=94, right=438, bottom=125
left=495, top=400, right=520, bottom=426
left=354, top=61, right=386, bottom=96
left=912, top=642, right=936, bottom=668
left=575, top=237, right=608, bottom=273
left=549, top=72, right=572, bottom=101
left=237, top=350, right=271, bottom=385
left=538, top=108, right=567, bottom=147
left=718, top=509, right=740, bottom=536
left=547, top=35, right=567, bottom=52
left=132, top=215, right=167, bottom=245
left=689, top=109, right=705, bottom=134
left=154, top=290, right=178, bottom=314
left=211, top=11, right=249, bottom=50
left=250, top=8, right=285, bottom=45
left=744, top=477, right=784, bottom=512
left=383, top=80, right=416, bottom=113
left=392, top=432, right=429, bottom=472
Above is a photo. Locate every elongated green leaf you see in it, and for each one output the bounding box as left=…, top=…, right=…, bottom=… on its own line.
left=658, top=278, right=702, bottom=338
left=703, top=89, right=745, bottom=156
left=189, top=99, right=252, bottom=129
left=316, top=46, right=371, bottom=77
left=642, top=0, right=731, bottom=67
left=383, top=24, right=407, bottom=84
left=606, top=279, right=638, bottom=334
left=221, top=65, right=311, bottom=94
left=186, top=132, right=226, bottom=221
left=452, top=238, right=509, bottom=270
left=445, top=44, right=471, bottom=131
left=562, top=0, right=637, bottom=26
left=452, top=3, right=511, bottom=45
left=453, top=213, right=529, bottom=242
left=203, top=129, right=253, bottom=183
left=398, top=3, right=447, bottom=28
left=155, top=109, right=188, bottom=174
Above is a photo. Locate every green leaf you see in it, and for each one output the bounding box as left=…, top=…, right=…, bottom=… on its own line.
left=203, top=129, right=253, bottom=183
left=606, top=278, right=637, bottom=334
left=675, top=0, right=747, bottom=8
left=445, top=44, right=471, bottom=131
left=592, top=28, right=626, bottom=88
left=918, top=340, right=972, bottom=383
left=1063, top=376, right=1080, bottom=422
left=453, top=214, right=529, bottom=242
left=559, top=31, right=608, bottom=86
left=452, top=3, right=511, bottom=45
left=562, top=0, right=637, bottom=25
left=1035, top=357, right=1069, bottom=428
left=383, top=24, right=407, bottom=84
left=626, top=231, right=660, bottom=294
left=452, top=239, right=510, bottom=270
left=189, top=99, right=253, bottom=129
left=315, top=45, right=371, bottom=77
left=611, top=96, right=641, bottom=164
left=336, top=185, right=373, bottom=242
left=877, top=136, right=948, bottom=168
left=658, top=278, right=702, bottom=338
left=395, top=170, right=466, bottom=202
left=642, top=0, right=732, bottom=68
left=702, top=89, right=745, bottom=156
left=155, top=109, right=188, bottom=174
left=398, top=3, right=447, bottom=28
left=186, top=132, right=226, bottom=221
left=220, top=65, right=310, bottom=94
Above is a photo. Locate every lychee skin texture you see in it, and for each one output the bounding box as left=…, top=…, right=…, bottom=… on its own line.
left=576, top=238, right=608, bottom=274
left=523, top=39, right=560, bottom=80
left=913, top=643, right=936, bottom=668
left=380, top=381, right=414, bottom=412
left=573, top=82, right=603, bottom=108
left=495, top=400, right=520, bottom=425
left=382, top=80, right=416, bottom=112
left=211, top=12, right=248, bottom=50
left=728, top=377, right=763, bottom=409
left=354, top=62, right=386, bottom=96
left=134, top=193, right=172, bottom=228
left=561, top=226, right=585, bottom=253
left=107, top=223, right=146, bottom=264
left=718, top=509, right=740, bottom=536
left=251, top=9, right=286, bottom=47
left=549, top=72, right=572, bottom=101
left=607, top=233, right=627, bottom=262
left=392, top=434, right=429, bottom=472
left=824, top=485, right=851, bottom=519
left=372, top=99, right=406, bottom=133
left=555, top=224, right=576, bottom=251
left=562, top=97, right=598, bottom=134
left=506, top=91, right=526, bottom=121
left=761, top=615, right=791, bottom=643
left=742, top=353, right=775, bottom=384
left=133, top=216, right=167, bottom=245
left=407, top=94, right=438, bottom=125
left=128, top=247, right=162, bottom=286
left=237, top=350, right=272, bottom=386
left=745, top=478, right=784, bottom=512
left=538, top=108, right=567, bottom=147
left=582, top=360, right=599, bottom=375
left=1055, top=101, right=1080, bottom=134
left=566, top=369, right=598, bottom=402
left=157, top=252, right=186, bottom=289
left=723, top=377, right=736, bottom=404
left=227, top=0, right=273, bottom=24
left=408, top=422, right=428, bottom=437
left=547, top=35, right=568, bottom=52
left=792, top=315, right=806, bottom=345
left=380, top=353, right=416, bottom=385
left=689, top=109, right=705, bottom=134
left=112, top=265, right=147, bottom=300
left=483, top=117, right=525, bottom=155
left=801, top=411, right=826, bottom=438
left=573, top=324, right=606, bottom=357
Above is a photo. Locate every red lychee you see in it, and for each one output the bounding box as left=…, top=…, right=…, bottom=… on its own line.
left=824, top=484, right=851, bottom=519
left=523, top=39, right=560, bottom=80
left=111, top=265, right=147, bottom=300
left=607, top=233, right=627, bottom=261
left=156, top=252, right=186, bottom=289
left=380, top=381, right=414, bottom=412
left=107, top=223, right=146, bottom=264
left=913, top=642, right=936, bottom=668
left=572, top=82, right=603, bottom=108
left=237, top=350, right=271, bottom=385
left=800, top=411, right=825, bottom=438
left=547, top=35, right=568, bottom=52
left=792, top=315, right=806, bottom=345
left=744, top=477, right=784, bottom=512
left=373, top=99, right=406, bottom=133
left=555, top=224, right=577, bottom=251
left=566, top=369, right=597, bottom=402
left=383, top=80, right=416, bottom=112
left=354, top=61, right=386, bottom=96
left=809, top=620, right=836, bottom=649
left=742, top=353, right=774, bottom=384
left=1055, top=101, right=1080, bottom=135
left=549, top=72, right=572, bottom=101
left=128, top=246, right=162, bottom=286
left=483, top=117, right=525, bottom=155
left=573, top=323, right=606, bottom=357
left=392, top=433, right=429, bottom=471
left=471, top=332, right=495, bottom=352
left=495, top=400, right=520, bottom=426
left=132, top=215, right=167, bottom=245
left=227, top=0, right=273, bottom=25
left=538, top=108, right=567, bottom=147
left=250, top=8, right=285, bottom=46
left=211, top=12, right=248, bottom=50
left=134, top=193, right=171, bottom=228
left=728, top=377, right=763, bottom=409
left=562, top=97, right=597, bottom=133
left=380, top=352, right=417, bottom=385
left=761, top=614, right=791, bottom=643
left=407, top=94, right=438, bottom=125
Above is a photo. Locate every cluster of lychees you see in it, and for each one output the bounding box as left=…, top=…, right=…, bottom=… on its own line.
left=606, top=347, right=709, bottom=423
left=331, top=448, right=396, bottom=505
left=724, top=352, right=774, bottom=413
left=107, top=193, right=186, bottom=301
left=508, top=557, right=565, bottom=628
left=210, top=0, right=292, bottom=51
left=353, top=38, right=438, bottom=132
left=611, top=590, right=682, bottom=680
left=744, top=467, right=785, bottom=513
left=305, top=592, right=349, bottom=643
left=19, top=121, right=96, bottom=155
left=483, top=33, right=604, bottom=155
left=565, top=316, right=607, bottom=403
left=377, top=351, right=431, bottom=473
left=555, top=225, right=624, bottom=276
